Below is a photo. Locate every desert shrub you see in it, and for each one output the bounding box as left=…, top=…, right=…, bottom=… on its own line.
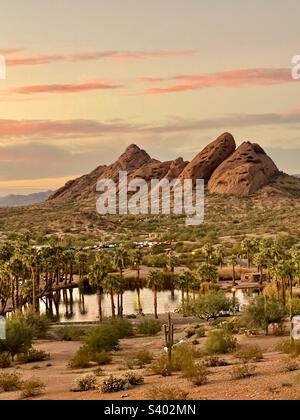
left=195, top=325, right=206, bottom=338
left=230, top=363, right=255, bottom=380
left=90, top=351, right=112, bottom=366
left=0, top=371, right=22, bottom=392
left=18, top=348, right=50, bottom=364
left=146, top=386, right=188, bottom=400
left=100, top=375, right=126, bottom=393
left=137, top=319, right=161, bottom=336
left=68, top=346, right=91, bottom=369
left=171, top=344, right=194, bottom=372
left=99, top=372, right=143, bottom=394
left=284, top=357, right=299, bottom=372
left=108, top=319, right=134, bottom=339
left=0, top=352, right=11, bottom=368
left=204, top=329, right=237, bottom=355
left=122, top=371, right=144, bottom=386
left=20, top=311, right=50, bottom=339
left=150, top=354, right=172, bottom=376
left=277, top=339, right=300, bottom=357
left=85, top=325, right=119, bottom=353
left=21, top=378, right=45, bottom=398
left=135, top=350, right=153, bottom=367
left=0, top=318, right=33, bottom=360
left=235, top=345, right=263, bottom=363
left=56, top=325, right=84, bottom=341
left=74, top=373, right=97, bottom=391
left=204, top=356, right=229, bottom=367
left=183, top=362, right=209, bottom=386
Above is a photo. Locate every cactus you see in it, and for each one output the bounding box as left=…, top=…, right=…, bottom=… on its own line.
left=163, top=312, right=174, bottom=365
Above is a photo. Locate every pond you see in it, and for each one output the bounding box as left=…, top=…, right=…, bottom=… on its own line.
left=40, top=287, right=259, bottom=323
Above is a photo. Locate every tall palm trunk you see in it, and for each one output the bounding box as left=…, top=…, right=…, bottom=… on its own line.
left=154, top=287, right=158, bottom=319
left=110, top=289, right=115, bottom=318
left=282, top=278, right=286, bottom=306
left=97, top=288, right=103, bottom=322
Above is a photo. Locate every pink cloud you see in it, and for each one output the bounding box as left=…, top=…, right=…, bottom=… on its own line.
left=6, top=50, right=196, bottom=67
left=144, top=68, right=292, bottom=94
left=6, top=81, right=123, bottom=95
left=0, top=48, right=25, bottom=56
left=138, top=77, right=167, bottom=83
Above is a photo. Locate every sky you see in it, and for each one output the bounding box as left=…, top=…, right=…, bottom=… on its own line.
left=0, top=0, right=300, bottom=195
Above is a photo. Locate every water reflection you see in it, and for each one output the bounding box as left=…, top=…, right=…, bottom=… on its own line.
left=40, top=287, right=258, bottom=323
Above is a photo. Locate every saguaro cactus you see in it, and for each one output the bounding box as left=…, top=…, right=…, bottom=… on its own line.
left=163, top=312, right=174, bottom=364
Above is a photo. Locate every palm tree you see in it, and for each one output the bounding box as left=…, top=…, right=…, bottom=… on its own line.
left=0, top=264, right=11, bottom=315
left=147, top=270, right=162, bottom=319
left=214, top=245, right=225, bottom=269
left=23, top=248, right=41, bottom=312
left=197, top=262, right=218, bottom=292
left=113, top=248, right=129, bottom=318
left=175, top=271, right=195, bottom=305
left=240, top=239, right=253, bottom=268
left=202, top=244, right=213, bottom=264
left=102, top=274, right=121, bottom=318
left=130, top=249, right=143, bottom=314
left=227, top=255, right=238, bottom=286
left=88, top=254, right=109, bottom=322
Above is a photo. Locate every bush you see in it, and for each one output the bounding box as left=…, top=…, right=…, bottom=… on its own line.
left=150, top=354, right=172, bottom=377
left=108, top=319, right=134, bottom=339
left=230, top=363, right=255, bottom=380
left=68, top=346, right=91, bottom=369
left=277, top=340, right=300, bottom=357
left=122, top=371, right=144, bottom=387
left=0, top=352, right=11, bottom=368
left=100, top=375, right=126, bottom=393
left=137, top=319, right=161, bottom=336
left=204, top=329, right=237, bottom=355
left=284, top=357, right=299, bottom=372
left=235, top=345, right=263, bottom=363
left=0, top=318, right=34, bottom=360
left=146, top=386, right=189, bottom=400
left=171, top=344, right=194, bottom=372
left=21, top=311, right=50, bottom=339
left=204, top=356, right=229, bottom=367
left=99, top=372, right=144, bottom=394
left=195, top=325, right=206, bottom=338
left=183, top=362, right=209, bottom=386
left=183, top=291, right=233, bottom=320
left=74, top=373, right=97, bottom=391
left=56, top=326, right=84, bottom=341
left=18, top=348, right=50, bottom=364
left=135, top=350, right=153, bottom=367
left=0, top=372, right=22, bottom=392
left=21, top=378, right=45, bottom=398
left=85, top=326, right=119, bottom=353
left=90, top=351, right=112, bottom=366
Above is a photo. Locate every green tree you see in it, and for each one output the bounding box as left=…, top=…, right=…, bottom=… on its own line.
left=147, top=270, right=162, bottom=319
left=227, top=255, right=238, bottom=286
left=89, top=254, right=109, bottom=322
left=183, top=290, right=232, bottom=321
left=0, top=318, right=33, bottom=360
left=243, top=296, right=287, bottom=336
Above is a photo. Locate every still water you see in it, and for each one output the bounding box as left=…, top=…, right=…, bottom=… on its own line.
left=40, top=288, right=256, bottom=323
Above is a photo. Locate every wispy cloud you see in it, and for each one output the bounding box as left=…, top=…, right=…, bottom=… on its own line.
left=1, top=113, right=300, bottom=140
left=6, top=49, right=196, bottom=67
left=5, top=81, right=123, bottom=95
left=142, top=68, right=293, bottom=94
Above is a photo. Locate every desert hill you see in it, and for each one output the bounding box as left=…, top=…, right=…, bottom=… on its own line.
left=1, top=132, right=300, bottom=241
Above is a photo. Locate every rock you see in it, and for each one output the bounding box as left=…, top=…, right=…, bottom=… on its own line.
left=179, top=132, right=236, bottom=182
left=208, top=141, right=278, bottom=196
left=99, top=144, right=151, bottom=183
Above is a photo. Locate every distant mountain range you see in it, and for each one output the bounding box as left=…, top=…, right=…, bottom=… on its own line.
left=0, top=190, right=53, bottom=207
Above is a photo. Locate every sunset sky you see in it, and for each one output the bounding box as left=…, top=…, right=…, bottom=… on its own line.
left=1, top=0, right=300, bottom=195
